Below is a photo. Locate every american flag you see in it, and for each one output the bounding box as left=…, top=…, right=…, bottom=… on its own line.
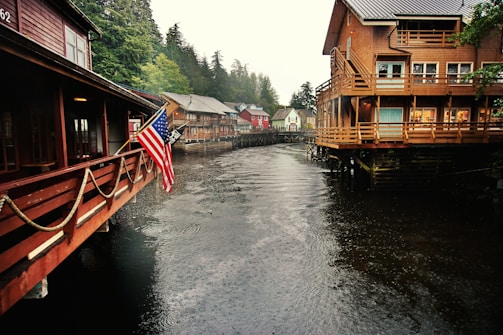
left=137, top=109, right=174, bottom=192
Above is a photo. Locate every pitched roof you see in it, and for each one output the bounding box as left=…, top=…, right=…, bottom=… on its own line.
left=242, top=108, right=270, bottom=117
left=346, top=0, right=483, bottom=21
left=272, top=108, right=298, bottom=121
left=298, top=109, right=316, bottom=118
left=323, top=0, right=486, bottom=54
left=161, top=93, right=234, bottom=115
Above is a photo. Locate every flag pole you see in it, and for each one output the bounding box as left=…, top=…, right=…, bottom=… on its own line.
left=114, top=102, right=168, bottom=155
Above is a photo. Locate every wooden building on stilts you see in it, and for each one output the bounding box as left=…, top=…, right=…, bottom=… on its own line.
left=316, top=0, right=503, bottom=190
left=0, top=0, right=162, bottom=314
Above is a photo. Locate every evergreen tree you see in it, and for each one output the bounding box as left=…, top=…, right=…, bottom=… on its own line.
left=77, top=0, right=159, bottom=85
left=229, top=60, right=257, bottom=103
left=290, top=81, right=316, bottom=112
left=209, top=50, right=230, bottom=101
left=257, top=74, right=279, bottom=115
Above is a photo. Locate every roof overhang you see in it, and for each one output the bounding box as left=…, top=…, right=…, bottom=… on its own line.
left=0, top=24, right=156, bottom=110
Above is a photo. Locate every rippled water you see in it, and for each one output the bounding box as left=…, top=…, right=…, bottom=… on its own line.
left=2, top=143, right=502, bottom=334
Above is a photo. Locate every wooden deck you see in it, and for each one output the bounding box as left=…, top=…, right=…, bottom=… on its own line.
left=0, top=149, right=158, bottom=314
left=316, top=122, right=503, bottom=149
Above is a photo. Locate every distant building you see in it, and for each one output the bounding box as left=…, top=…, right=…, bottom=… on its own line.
left=239, top=107, right=270, bottom=129
left=162, top=93, right=238, bottom=143
left=236, top=116, right=252, bottom=133
left=271, top=108, right=301, bottom=131
left=297, top=109, right=316, bottom=130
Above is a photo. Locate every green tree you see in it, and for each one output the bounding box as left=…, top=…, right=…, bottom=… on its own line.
left=76, top=0, right=159, bottom=84
left=455, top=0, right=503, bottom=97
left=229, top=60, right=258, bottom=103
left=257, top=74, right=279, bottom=115
left=290, top=81, right=316, bottom=112
left=209, top=50, right=230, bottom=101
left=133, top=53, right=192, bottom=94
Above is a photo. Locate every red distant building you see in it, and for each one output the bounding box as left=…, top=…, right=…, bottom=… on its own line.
left=239, top=107, right=270, bottom=129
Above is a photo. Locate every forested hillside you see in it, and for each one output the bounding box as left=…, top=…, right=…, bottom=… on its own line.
left=75, top=0, right=279, bottom=114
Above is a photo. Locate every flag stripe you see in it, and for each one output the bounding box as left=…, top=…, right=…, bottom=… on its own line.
left=136, top=109, right=174, bottom=192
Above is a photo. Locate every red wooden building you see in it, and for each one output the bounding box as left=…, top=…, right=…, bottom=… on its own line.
left=0, top=0, right=160, bottom=314
left=239, top=106, right=271, bottom=130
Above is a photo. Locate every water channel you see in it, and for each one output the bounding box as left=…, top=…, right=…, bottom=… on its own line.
left=1, top=143, right=502, bottom=334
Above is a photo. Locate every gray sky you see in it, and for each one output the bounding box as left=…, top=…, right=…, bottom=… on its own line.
left=150, top=0, right=334, bottom=106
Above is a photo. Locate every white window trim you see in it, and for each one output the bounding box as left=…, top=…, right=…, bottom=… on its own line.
left=446, top=62, right=473, bottom=85
left=65, top=26, right=87, bottom=68
left=412, top=62, right=439, bottom=83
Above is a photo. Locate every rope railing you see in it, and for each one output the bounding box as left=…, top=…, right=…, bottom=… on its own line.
left=0, top=150, right=156, bottom=232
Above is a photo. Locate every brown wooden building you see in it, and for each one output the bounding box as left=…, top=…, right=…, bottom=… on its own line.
left=0, top=0, right=160, bottom=314
left=316, top=0, right=503, bottom=189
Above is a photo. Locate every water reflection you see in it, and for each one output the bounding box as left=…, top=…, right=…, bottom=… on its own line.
left=324, top=182, right=503, bottom=334
left=1, top=143, right=502, bottom=334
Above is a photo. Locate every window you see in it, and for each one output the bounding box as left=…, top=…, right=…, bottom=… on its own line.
left=0, top=111, right=16, bottom=172
left=481, top=63, right=503, bottom=83
left=447, top=63, right=472, bottom=84
left=73, top=118, right=89, bottom=156
left=479, top=107, right=503, bottom=123
left=443, top=107, right=470, bottom=123
left=65, top=26, right=87, bottom=67
left=413, top=63, right=438, bottom=83
left=376, top=62, right=405, bottom=89
left=377, top=62, right=404, bottom=78
left=410, top=108, right=436, bottom=123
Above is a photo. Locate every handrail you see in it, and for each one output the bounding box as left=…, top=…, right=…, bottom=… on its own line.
left=315, top=122, right=503, bottom=146
left=396, top=29, right=456, bottom=47
left=317, top=73, right=503, bottom=96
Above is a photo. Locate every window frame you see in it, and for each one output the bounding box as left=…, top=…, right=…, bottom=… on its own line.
left=481, top=62, right=503, bottom=83
left=446, top=62, right=473, bottom=85
left=443, top=107, right=470, bottom=123
left=410, top=107, right=437, bottom=123
left=65, top=26, right=88, bottom=68
left=412, top=62, right=439, bottom=84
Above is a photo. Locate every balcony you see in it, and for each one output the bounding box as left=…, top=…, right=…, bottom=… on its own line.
left=317, top=73, right=502, bottom=98
left=316, top=122, right=503, bottom=148
left=395, top=30, right=456, bottom=47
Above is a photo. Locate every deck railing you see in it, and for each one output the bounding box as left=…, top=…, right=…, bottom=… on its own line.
left=396, top=29, right=456, bottom=47
left=316, top=122, right=503, bottom=146
left=326, top=73, right=493, bottom=96
left=0, top=148, right=158, bottom=314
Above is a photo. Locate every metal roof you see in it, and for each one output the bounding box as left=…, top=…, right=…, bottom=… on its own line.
left=162, top=93, right=232, bottom=115
left=346, top=0, right=484, bottom=21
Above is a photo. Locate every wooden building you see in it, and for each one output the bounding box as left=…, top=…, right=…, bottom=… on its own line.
left=162, top=92, right=238, bottom=152
left=316, top=0, right=503, bottom=189
left=0, top=0, right=160, bottom=314
left=239, top=106, right=271, bottom=130
left=271, top=108, right=302, bottom=131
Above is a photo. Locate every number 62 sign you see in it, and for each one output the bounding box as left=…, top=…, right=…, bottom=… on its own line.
left=1, top=8, right=12, bottom=23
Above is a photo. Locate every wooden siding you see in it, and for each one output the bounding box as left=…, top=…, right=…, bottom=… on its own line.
left=0, top=0, right=92, bottom=69
left=0, top=0, right=18, bottom=30
left=20, top=1, right=64, bottom=55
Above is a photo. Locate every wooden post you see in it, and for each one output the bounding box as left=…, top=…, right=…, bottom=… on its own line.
left=53, top=86, right=68, bottom=168
left=338, top=97, right=342, bottom=127
left=376, top=95, right=381, bottom=122
left=101, top=99, right=109, bottom=157
left=355, top=96, right=359, bottom=126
